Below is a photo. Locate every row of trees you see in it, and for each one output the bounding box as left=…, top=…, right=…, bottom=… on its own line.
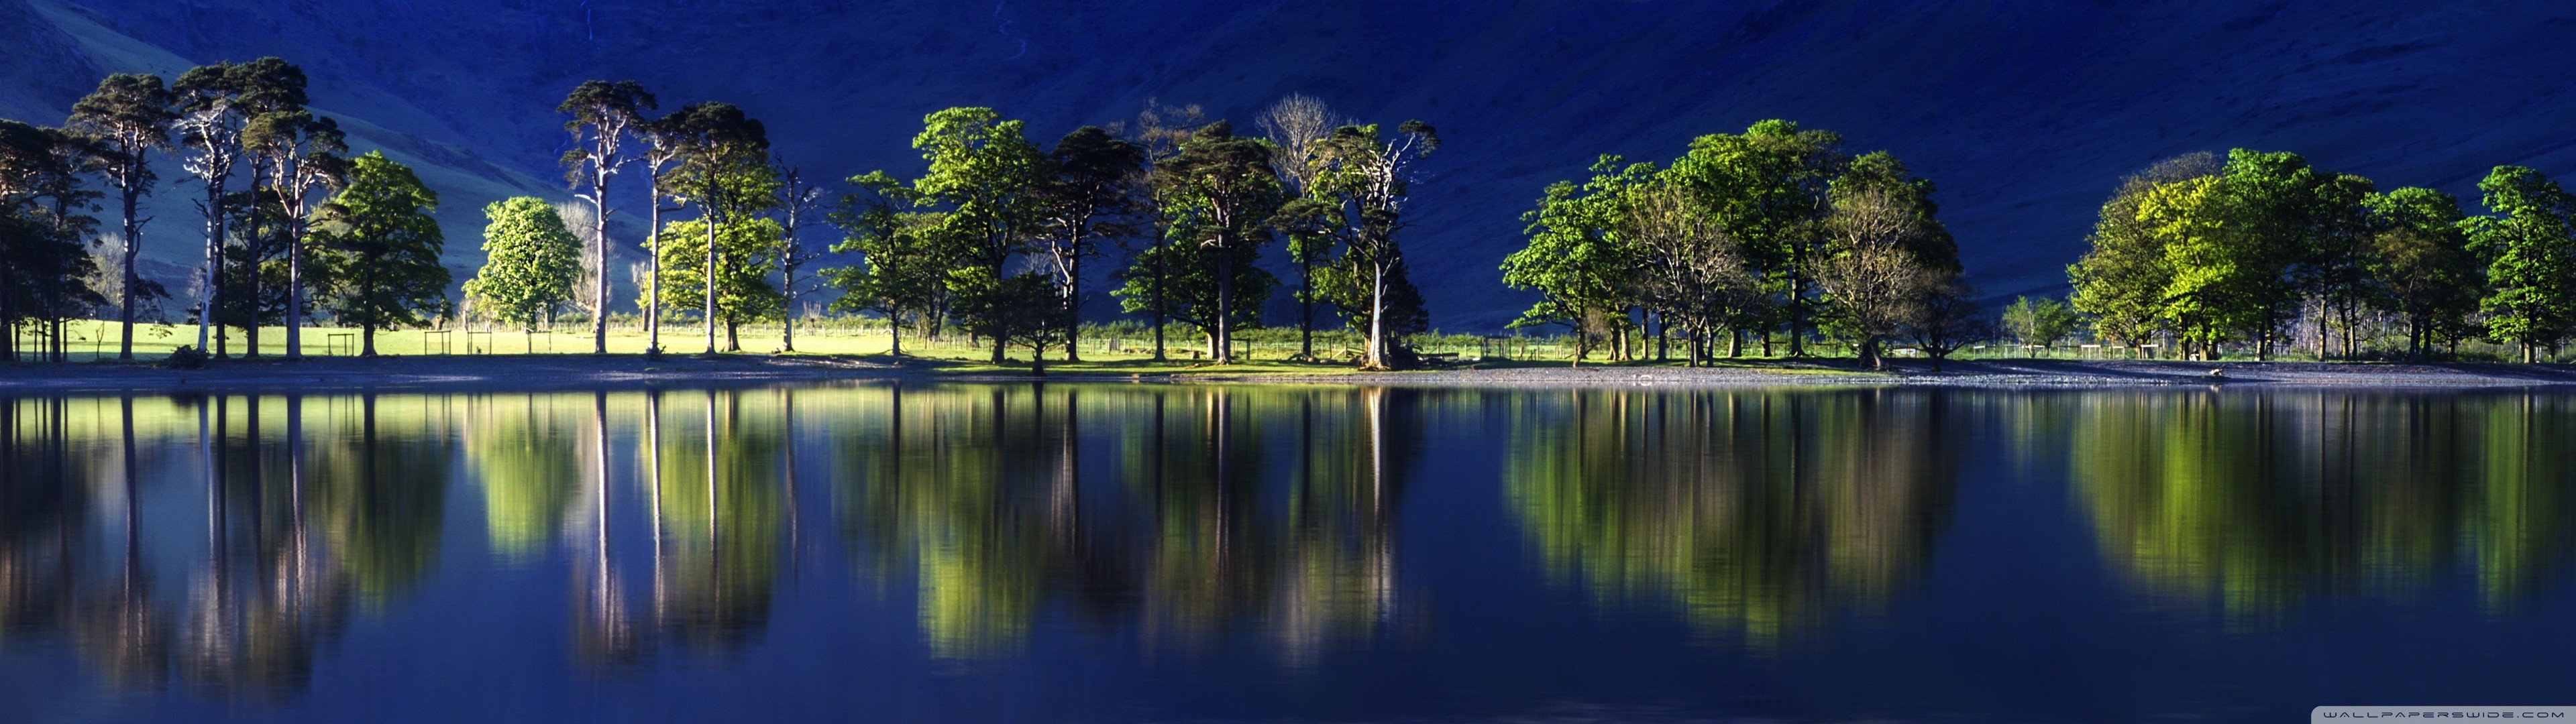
left=478, top=85, right=1441, bottom=368
left=825, top=98, right=1438, bottom=369
left=0, top=60, right=449, bottom=360
left=1500, top=120, right=1979, bottom=370
left=2068, top=149, right=2576, bottom=363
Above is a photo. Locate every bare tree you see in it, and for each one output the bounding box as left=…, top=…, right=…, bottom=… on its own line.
left=773, top=160, right=827, bottom=353
left=1813, top=188, right=1933, bottom=370
left=556, top=199, right=605, bottom=325
left=1258, top=94, right=1349, bottom=359
left=1626, top=185, right=1754, bottom=366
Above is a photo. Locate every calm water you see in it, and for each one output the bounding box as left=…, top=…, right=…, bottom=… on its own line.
left=1, top=383, right=2571, bottom=723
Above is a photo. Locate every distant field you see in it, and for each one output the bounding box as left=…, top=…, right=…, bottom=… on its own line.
left=12, top=318, right=2560, bottom=367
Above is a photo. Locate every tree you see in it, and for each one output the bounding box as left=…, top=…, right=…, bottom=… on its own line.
left=661, top=101, right=775, bottom=353
left=1111, top=220, right=1277, bottom=358
left=948, top=270, right=1068, bottom=371
left=0, top=119, right=103, bottom=362
left=772, top=160, right=829, bottom=353
left=1033, top=127, right=1143, bottom=361
left=2468, top=166, right=2576, bottom=363
left=824, top=172, right=945, bottom=356
left=239, top=62, right=344, bottom=359
left=67, top=72, right=176, bottom=361
left=904, top=107, right=1050, bottom=363
left=1810, top=189, right=1928, bottom=371
left=1503, top=156, right=1654, bottom=364
left=2068, top=153, right=2218, bottom=355
left=1621, top=182, right=1752, bottom=366
left=1663, top=120, right=1846, bottom=356
left=2000, top=296, right=2080, bottom=357
left=557, top=80, right=656, bottom=354
left=463, top=197, right=582, bottom=349
left=2363, top=187, right=2482, bottom=359
left=173, top=62, right=255, bottom=354
left=308, top=152, right=448, bottom=357
left=1307, top=120, right=1438, bottom=369
left=1904, top=278, right=1987, bottom=371
left=1108, top=99, right=1208, bottom=360
left=635, top=113, right=691, bottom=354
left=1258, top=94, right=1348, bottom=359
left=1814, top=152, right=1952, bottom=369
left=2137, top=175, right=2253, bottom=359
left=643, top=217, right=784, bottom=347
left=1154, top=121, right=1285, bottom=364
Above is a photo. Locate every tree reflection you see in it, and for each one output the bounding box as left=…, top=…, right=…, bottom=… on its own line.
left=2065, top=392, right=2576, bottom=618
left=1504, top=389, right=1963, bottom=648
left=832, top=384, right=1421, bottom=660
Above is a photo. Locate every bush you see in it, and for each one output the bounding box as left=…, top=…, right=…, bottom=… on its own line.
left=162, top=345, right=209, bottom=369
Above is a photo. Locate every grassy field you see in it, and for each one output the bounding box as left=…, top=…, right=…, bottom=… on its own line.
left=15, top=318, right=2561, bottom=369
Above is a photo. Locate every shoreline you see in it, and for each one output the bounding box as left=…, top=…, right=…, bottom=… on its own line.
left=5, top=355, right=2576, bottom=394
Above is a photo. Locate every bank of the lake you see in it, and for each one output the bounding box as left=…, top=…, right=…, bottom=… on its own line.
left=5, top=354, right=2576, bottom=393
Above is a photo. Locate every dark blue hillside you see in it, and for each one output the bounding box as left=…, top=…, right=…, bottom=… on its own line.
left=8, top=0, right=2572, bottom=328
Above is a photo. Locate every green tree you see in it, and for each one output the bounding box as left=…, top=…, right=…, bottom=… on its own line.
left=823, top=171, right=947, bottom=356
left=2363, top=187, right=2483, bottom=359
left=308, top=152, right=449, bottom=357
left=1502, top=156, right=1653, bottom=363
left=557, top=80, right=656, bottom=354
left=645, top=217, right=784, bottom=345
left=2137, top=175, right=2253, bottom=359
left=172, top=61, right=259, bottom=354
left=1033, top=127, right=1144, bottom=361
left=1305, top=121, right=1438, bottom=369
left=0, top=119, right=103, bottom=362
left=1153, top=121, right=1285, bottom=364
left=67, top=72, right=176, bottom=361
left=239, top=62, right=343, bottom=359
left=902, top=107, right=1050, bottom=362
left=1662, top=120, right=1846, bottom=356
left=2468, top=166, right=2576, bottom=362
left=949, top=270, right=1070, bottom=371
left=1112, top=224, right=1276, bottom=357
left=463, top=197, right=582, bottom=349
left=2001, top=296, right=2080, bottom=357
left=2068, top=154, right=2218, bottom=355
left=663, top=101, right=775, bottom=353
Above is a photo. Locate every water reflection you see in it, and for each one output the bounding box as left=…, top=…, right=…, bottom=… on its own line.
left=1503, top=389, right=1963, bottom=647
left=833, top=385, right=1419, bottom=660
left=2060, top=392, right=2576, bottom=617
left=3, top=385, right=2574, bottom=713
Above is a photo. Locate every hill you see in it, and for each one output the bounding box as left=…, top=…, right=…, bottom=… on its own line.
left=5, top=0, right=2573, bottom=329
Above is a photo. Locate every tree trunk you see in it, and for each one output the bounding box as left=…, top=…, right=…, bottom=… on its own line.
left=362, top=323, right=376, bottom=357
left=286, top=224, right=304, bottom=359
left=592, top=179, right=610, bottom=355
left=1150, top=237, right=1167, bottom=361
left=704, top=214, right=719, bottom=355
left=1064, top=251, right=1081, bottom=362
left=118, top=184, right=141, bottom=361
left=1214, top=240, right=1234, bottom=365
left=199, top=172, right=225, bottom=354
left=1365, top=258, right=1388, bottom=369
left=886, top=312, right=902, bottom=356
left=647, top=174, right=664, bottom=354
left=1298, top=254, right=1314, bottom=360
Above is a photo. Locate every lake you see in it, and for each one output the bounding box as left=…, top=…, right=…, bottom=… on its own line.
left=1, top=383, right=2570, bottom=722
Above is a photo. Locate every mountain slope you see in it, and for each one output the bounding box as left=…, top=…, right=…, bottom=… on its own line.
left=8, top=0, right=2575, bottom=328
